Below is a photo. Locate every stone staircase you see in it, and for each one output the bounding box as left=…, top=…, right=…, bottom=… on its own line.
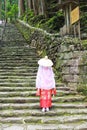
left=0, top=23, right=87, bottom=130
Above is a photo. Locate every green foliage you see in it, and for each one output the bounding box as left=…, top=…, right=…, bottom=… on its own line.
left=7, top=4, right=18, bottom=20
left=1, top=10, right=5, bottom=19
left=1, top=0, right=18, bottom=21
left=80, top=4, right=87, bottom=12
left=20, top=9, right=34, bottom=22
left=81, top=40, right=87, bottom=49
left=27, top=9, right=34, bottom=19
left=44, top=11, right=64, bottom=32
left=24, top=10, right=64, bottom=33
left=28, top=15, right=45, bottom=27
left=80, top=12, right=87, bottom=32
left=77, top=83, right=87, bottom=96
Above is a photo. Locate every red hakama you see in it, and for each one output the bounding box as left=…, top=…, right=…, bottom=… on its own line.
left=36, top=88, right=56, bottom=108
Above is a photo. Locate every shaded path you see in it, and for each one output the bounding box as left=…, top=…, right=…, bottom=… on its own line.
left=0, top=23, right=87, bottom=130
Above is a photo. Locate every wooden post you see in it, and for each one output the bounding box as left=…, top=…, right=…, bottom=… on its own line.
left=78, top=20, right=81, bottom=39
left=73, top=24, right=76, bottom=38
left=69, top=3, right=72, bottom=35
left=66, top=6, right=69, bottom=34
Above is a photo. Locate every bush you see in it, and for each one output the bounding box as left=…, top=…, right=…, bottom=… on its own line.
left=42, top=11, right=64, bottom=33
left=28, top=15, right=45, bottom=27
left=21, top=10, right=64, bottom=33
left=77, top=83, right=87, bottom=96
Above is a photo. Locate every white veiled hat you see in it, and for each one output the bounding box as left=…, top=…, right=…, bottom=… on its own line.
left=38, top=56, right=53, bottom=67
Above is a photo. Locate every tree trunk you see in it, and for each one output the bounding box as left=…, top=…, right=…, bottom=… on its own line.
left=58, top=0, right=62, bottom=4
left=32, top=0, right=38, bottom=15
left=0, top=0, right=2, bottom=20
left=39, top=0, right=47, bottom=17
left=9, top=0, right=12, bottom=4
left=18, top=0, right=25, bottom=17
left=38, top=0, right=41, bottom=15
left=27, top=0, right=33, bottom=10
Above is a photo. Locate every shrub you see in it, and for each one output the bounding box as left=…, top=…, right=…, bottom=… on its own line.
left=77, top=83, right=87, bottom=96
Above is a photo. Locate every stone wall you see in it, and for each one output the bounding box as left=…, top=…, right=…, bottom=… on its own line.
left=59, top=45, right=87, bottom=90
left=16, top=20, right=87, bottom=90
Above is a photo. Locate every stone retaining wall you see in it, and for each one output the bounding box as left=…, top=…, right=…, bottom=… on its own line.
left=16, top=20, right=87, bottom=90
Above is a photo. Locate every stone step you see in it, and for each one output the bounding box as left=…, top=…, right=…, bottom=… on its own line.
left=0, top=71, right=36, bottom=76
left=0, top=75, right=59, bottom=80
left=1, top=123, right=87, bottom=130
left=37, top=114, right=87, bottom=124
left=0, top=79, right=64, bottom=86
left=0, top=62, right=37, bottom=66
left=0, top=54, right=39, bottom=58
left=0, top=86, right=71, bottom=91
left=0, top=46, right=36, bottom=49
left=0, top=48, right=37, bottom=52
left=0, top=81, right=65, bottom=87
left=0, top=58, right=39, bottom=61
left=0, top=70, right=37, bottom=75
left=0, top=55, right=38, bottom=60
left=0, top=65, right=38, bottom=69
left=0, top=95, right=85, bottom=103
left=0, top=59, right=38, bottom=62
left=0, top=86, right=77, bottom=95
left=0, top=66, right=37, bottom=70
left=1, top=109, right=87, bottom=118
left=0, top=81, right=35, bottom=84
left=0, top=76, right=36, bottom=81
left=0, top=90, right=77, bottom=97
left=0, top=102, right=87, bottom=110
left=0, top=114, right=87, bottom=124
left=0, top=76, right=36, bottom=79
left=0, top=86, right=71, bottom=94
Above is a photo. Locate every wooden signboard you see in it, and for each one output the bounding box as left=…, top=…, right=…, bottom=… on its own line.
left=71, top=6, right=80, bottom=25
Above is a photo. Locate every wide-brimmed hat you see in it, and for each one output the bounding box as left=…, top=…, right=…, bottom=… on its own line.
left=38, top=56, right=53, bottom=67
